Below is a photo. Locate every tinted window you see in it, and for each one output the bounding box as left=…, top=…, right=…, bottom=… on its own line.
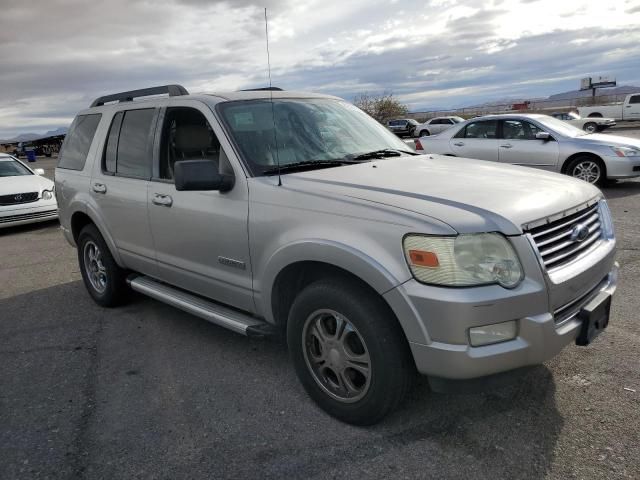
left=116, top=109, right=155, bottom=177
left=457, top=120, right=498, bottom=139
left=629, top=95, right=640, bottom=104
left=502, top=120, right=543, bottom=140
left=57, top=114, right=101, bottom=170
left=103, top=111, right=123, bottom=174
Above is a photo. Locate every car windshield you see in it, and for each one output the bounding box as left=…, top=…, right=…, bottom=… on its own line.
left=0, top=157, right=32, bottom=177
left=451, top=116, right=465, bottom=123
left=218, top=98, right=413, bottom=176
left=536, top=116, right=588, bottom=137
left=568, top=112, right=580, bottom=120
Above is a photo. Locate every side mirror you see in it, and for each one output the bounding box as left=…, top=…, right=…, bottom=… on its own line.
left=174, top=160, right=234, bottom=192
left=34, top=168, right=45, bottom=175
left=535, top=132, right=551, bottom=141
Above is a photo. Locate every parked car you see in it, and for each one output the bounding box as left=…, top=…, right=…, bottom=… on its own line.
left=551, top=112, right=616, bottom=133
left=57, top=85, right=617, bottom=425
left=415, top=113, right=640, bottom=185
left=0, top=154, right=57, bottom=228
left=386, top=118, right=419, bottom=137
left=577, top=93, right=640, bottom=121
left=413, top=116, right=465, bottom=137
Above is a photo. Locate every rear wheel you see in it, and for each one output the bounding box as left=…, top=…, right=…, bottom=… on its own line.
left=78, top=224, right=129, bottom=307
left=419, top=130, right=430, bottom=137
left=287, top=278, right=413, bottom=425
left=565, top=156, right=606, bottom=186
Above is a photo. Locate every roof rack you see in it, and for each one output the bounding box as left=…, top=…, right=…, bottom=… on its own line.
left=240, top=87, right=283, bottom=92
left=89, top=84, right=189, bottom=108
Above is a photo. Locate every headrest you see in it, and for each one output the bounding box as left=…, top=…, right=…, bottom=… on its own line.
left=174, top=124, right=210, bottom=151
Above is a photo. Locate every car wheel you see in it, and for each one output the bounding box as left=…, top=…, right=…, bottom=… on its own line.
left=566, top=156, right=606, bottom=186
left=420, top=130, right=430, bottom=137
left=78, top=224, right=129, bottom=307
left=287, top=278, right=413, bottom=425
left=583, top=122, right=597, bottom=133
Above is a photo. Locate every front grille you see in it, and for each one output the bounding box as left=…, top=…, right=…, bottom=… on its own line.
left=0, top=191, right=39, bottom=205
left=0, top=209, right=57, bottom=224
left=526, top=202, right=603, bottom=271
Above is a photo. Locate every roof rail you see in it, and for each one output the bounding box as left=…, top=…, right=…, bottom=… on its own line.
left=240, top=87, right=283, bottom=92
left=89, top=84, right=189, bottom=108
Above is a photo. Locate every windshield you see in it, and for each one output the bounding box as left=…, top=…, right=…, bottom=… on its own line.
left=536, top=115, right=588, bottom=137
left=218, top=98, right=413, bottom=176
left=451, top=116, right=465, bottom=123
left=0, top=157, right=32, bottom=177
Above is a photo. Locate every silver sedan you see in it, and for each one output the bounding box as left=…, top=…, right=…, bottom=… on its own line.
left=414, top=113, right=640, bottom=185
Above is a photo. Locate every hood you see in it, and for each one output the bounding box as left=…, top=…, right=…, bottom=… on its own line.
left=578, top=133, right=640, bottom=149
left=287, top=155, right=601, bottom=235
left=0, top=174, right=54, bottom=196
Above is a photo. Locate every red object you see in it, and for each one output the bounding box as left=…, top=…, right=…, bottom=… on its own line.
left=414, top=138, right=423, bottom=151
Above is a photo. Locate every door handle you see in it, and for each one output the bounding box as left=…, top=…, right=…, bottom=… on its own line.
left=453, top=142, right=465, bottom=147
left=500, top=144, right=513, bottom=149
left=626, top=105, right=631, bottom=108
left=152, top=194, right=173, bottom=207
left=92, top=183, right=107, bottom=194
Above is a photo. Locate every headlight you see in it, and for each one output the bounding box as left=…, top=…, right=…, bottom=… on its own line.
left=41, top=189, right=54, bottom=200
left=611, top=146, right=640, bottom=157
left=598, top=199, right=615, bottom=240
left=403, top=233, right=523, bottom=288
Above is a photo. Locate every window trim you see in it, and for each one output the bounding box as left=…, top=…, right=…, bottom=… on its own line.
left=100, top=107, right=159, bottom=180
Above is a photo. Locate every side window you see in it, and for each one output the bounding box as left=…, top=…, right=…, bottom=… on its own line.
left=57, top=114, right=102, bottom=170
left=102, top=109, right=155, bottom=178
left=158, top=107, right=223, bottom=181
left=460, top=121, right=498, bottom=139
left=503, top=120, right=542, bottom=140
left=443, top=119, right=454, bottom=125
left=629, top=95, right=640, bottom=105
left=432, top=119, right=442, bottom=125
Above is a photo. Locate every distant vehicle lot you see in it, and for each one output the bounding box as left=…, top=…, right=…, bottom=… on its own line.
left=1, top=129, right=640, bottom=479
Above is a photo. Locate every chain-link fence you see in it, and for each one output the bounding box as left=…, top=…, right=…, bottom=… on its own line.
left=409, top=93, right=630, bottom=122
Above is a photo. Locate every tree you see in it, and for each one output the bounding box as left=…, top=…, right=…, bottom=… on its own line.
left=352, top=92, right=409, bottom=124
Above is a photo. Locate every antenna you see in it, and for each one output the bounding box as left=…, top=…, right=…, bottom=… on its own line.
left=265, top=7, right=282, bottom=186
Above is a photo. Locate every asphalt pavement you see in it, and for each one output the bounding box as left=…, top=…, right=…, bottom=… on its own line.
left=1, top=142, right=639, bottom=479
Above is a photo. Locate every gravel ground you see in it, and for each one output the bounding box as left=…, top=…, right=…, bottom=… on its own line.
left=1, top=134, right=639, bottom=479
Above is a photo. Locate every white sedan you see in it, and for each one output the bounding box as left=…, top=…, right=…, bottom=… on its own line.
left=0, top=154, right=58, bottom=228
left=413, top=116, right=465, bottom=137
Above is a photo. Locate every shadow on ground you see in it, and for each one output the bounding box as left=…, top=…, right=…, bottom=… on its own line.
left=0, top=281, right=563, bottom=479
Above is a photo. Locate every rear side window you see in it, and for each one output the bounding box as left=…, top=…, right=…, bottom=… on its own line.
left=103, top=108, right=155, bottom=178
left=455, top=120, right=498, bottom=139
left=57, top=114, right=102, bottom=170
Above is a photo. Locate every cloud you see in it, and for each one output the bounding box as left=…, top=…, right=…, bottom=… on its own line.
left=0, top=0, right=639, bottom=137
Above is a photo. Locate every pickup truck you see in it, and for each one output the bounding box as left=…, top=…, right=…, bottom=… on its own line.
left=578, top=93, right=640, bottom=121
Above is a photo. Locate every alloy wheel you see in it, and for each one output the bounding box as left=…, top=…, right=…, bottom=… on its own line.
left=572, top=161, right=601, bottom=184
left=83, top=240, right=108, bottom=293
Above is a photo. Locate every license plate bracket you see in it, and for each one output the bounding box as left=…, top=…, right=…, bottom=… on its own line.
left=576, top=292, right=611, bottom=346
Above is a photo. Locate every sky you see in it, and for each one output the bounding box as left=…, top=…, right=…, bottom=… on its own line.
left=1, top=0, right=639, bottom=139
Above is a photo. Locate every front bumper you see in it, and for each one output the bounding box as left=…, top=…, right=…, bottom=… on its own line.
left=0, top=201, right=58, bottom=229
left=384, top=250, right=618, bottom=380
left=602, top=154, right=640, bottom=179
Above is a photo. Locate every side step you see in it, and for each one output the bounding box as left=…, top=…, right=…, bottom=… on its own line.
left=127, top=275, right=275, bottom=337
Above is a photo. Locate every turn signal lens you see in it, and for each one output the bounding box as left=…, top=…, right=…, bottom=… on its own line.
left=414, top=139, right=424, bottom=151
left=408, top=250, right=439, bottom=268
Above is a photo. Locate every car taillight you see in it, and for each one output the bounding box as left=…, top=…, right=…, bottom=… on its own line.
left=414, top=138, right=423, bottom=151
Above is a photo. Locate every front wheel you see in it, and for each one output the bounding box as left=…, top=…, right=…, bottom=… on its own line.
left=287, top=278, right=413, bottom=425
left=565, top=156, right=606, bottom=186
left=419, top=130, right=430, bottom=137
left=583, top=122, right=597, bottom=133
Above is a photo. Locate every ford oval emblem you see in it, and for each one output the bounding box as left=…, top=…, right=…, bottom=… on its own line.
left=570, top=223, right=590, bottom=243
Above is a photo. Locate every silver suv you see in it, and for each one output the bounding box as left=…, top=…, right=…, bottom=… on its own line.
left=55, top=85, right=618, bottom=425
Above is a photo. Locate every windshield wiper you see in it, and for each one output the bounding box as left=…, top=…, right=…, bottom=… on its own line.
left=262, top=160, right=358, bottom=175
left=349, top=148, right=418, bottom=160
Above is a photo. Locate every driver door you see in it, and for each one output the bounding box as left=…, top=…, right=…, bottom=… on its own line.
left=498, top=119, right=559, bottom=170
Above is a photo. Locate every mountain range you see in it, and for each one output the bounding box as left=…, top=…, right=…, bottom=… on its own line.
left=1, top=127, right=68, bottom=144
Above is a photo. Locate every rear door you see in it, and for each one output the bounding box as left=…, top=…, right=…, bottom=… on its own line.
left=90, top=107, right=158, bottom=275
left=147, top=102, right=254, bottom=312
left=449, top=120, right=500, bottom=161
left=498, top=119, right=559, bottom=170
left=625, top=94, right=640, bottom=120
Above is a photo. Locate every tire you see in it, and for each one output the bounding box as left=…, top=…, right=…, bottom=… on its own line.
left=287, top=278, right=413, bottom=425
left=583, top=122, right=597, bottom=133
left=565, top=156, right=606, bottom=186
left=77, top=224, right=129, bottom=307
left=419, top=130, right=430, bottom=137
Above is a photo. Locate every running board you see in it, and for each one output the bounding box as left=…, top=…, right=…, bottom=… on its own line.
left=127, top=275, right=274, bottom=337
